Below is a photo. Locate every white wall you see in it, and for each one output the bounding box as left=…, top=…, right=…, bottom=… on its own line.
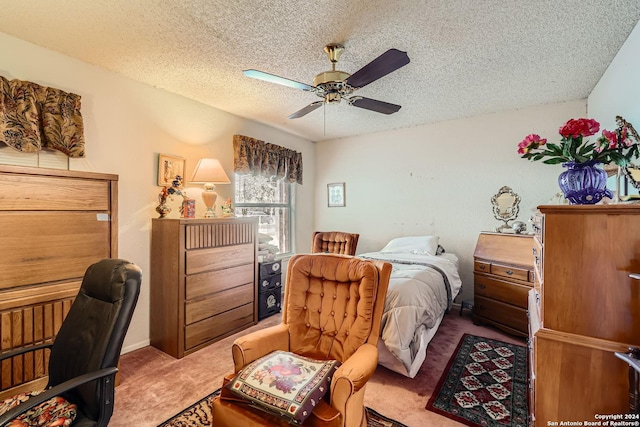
left=588, top=20, right=640, bottom=132
left=315, top=100, right=587, bottom=300
left=0, top=32, right=316, bottom=353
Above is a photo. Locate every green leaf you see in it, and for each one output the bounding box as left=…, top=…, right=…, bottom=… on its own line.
left=543, top=158, right=565, bottom=165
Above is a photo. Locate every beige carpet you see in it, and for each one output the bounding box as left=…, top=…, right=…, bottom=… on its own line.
left=111, top=310, right=524, bottom=427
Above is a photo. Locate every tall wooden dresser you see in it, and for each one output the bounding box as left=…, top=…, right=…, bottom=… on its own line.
left=0, top=165, right=118, bottom=397
left=150, top=217, right=258, bottom=359
left=529, top=205, right=640, bottom=425
left=473, top=232, right=534, bottom=337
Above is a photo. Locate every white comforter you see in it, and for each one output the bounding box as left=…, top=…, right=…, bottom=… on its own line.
left=358, top=252, right=463, bottom=375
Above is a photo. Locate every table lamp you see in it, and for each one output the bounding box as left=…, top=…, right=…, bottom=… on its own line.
left=190, top=158, right=231, bottom=218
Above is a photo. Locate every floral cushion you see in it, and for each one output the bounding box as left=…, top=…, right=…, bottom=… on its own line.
left=225, top=350, right=341, bottom=424
left=0, top=390, right=77, bottom=427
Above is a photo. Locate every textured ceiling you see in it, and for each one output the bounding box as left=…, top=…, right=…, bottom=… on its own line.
left=1, top=1, right=639, bottom=142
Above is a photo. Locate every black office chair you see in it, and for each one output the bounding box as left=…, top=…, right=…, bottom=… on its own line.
left=0, top=258, right=142, bottom=427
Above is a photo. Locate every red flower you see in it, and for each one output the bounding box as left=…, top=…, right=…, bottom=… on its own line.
left=270, top=363, right=301, bottom=377
left=517, top=116, right=639, bottom=166
left=598, top=129, right=618, bottom=151
left=559, top=118, right=600, bottom=139
left=517, top=134, right=546, bottom=154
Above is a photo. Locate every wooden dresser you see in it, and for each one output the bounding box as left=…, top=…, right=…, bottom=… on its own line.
left=150, top=217, right=258, bottom=359
left=529, top=205, right=640, bottom=425
left=472, top=232, right=534, bottom=337
left=0, top=165, right=118, bottom=396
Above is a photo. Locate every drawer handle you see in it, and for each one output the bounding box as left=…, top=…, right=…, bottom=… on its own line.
left=478, top=283, right=486, bottom=290
left=505, top=269, right=514, bottom=275
left=479, top=265, right=486, bottom=270
left=532, top=247, right=537, bottom=256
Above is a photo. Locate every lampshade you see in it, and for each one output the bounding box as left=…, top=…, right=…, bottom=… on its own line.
left=190, top=158, right=231, bottom=184
left=190, top=158, right=231, bottom=218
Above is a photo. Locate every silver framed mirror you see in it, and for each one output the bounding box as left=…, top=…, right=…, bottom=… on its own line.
left=491, top=186, right=521, bottom=232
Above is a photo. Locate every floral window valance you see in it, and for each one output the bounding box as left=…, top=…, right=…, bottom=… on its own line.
left=233, top=134, right=303, bottom=184
left=0, top=76, right=85, bottom=157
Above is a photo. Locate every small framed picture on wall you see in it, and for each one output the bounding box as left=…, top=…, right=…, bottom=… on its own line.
left=327, top=182, right=346, bottom=207
left=158, top=153, right=186, bottom=186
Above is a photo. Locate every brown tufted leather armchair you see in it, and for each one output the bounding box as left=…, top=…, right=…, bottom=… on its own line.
left=311, top=231, right=360, bottom=256
left=212, top=253, right=391, bottom=427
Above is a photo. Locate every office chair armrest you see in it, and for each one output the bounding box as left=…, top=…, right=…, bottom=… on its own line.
left=331, top=343, right=378, bottom=396
left=0, top=366, right=118, bottom=426
left=231, top=324, right=290, bottom=372
left=0, top=342, right=53, bottom=361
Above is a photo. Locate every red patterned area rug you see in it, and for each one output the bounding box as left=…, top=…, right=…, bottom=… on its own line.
left=426, top=333, right=528, bottom=427
left=158, top=388, right=407, bottom=427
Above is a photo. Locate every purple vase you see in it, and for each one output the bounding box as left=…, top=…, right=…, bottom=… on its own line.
left=558, top=160, right=613, bottom=204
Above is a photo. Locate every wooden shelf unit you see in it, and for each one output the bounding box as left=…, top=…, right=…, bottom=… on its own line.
left=0, top=165, right=118, bottom=396
left=150, top=217, right=258, bottom=359
left=529, top=205, right=640, bottom=425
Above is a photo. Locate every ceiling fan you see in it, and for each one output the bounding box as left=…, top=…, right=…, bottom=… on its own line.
left=243, top=44, right=410, bottom=119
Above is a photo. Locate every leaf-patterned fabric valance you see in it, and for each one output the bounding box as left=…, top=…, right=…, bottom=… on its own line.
left=0, top=76, right=85, bottom=157
left=233, top=134, right=303, bottom=184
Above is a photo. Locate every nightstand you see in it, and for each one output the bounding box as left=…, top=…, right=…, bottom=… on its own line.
left=258, top=260, right=282, bottom=320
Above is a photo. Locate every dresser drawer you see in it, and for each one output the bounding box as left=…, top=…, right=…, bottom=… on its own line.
left=186, top=243, right=254, bottom=275
left=258, top=285, right=282, bottom=320
left=490, top=263, right=531, bottom=282
left=474, top=274, right=530, bottom=308
left=474, top=260, right=490, bottom=274
left=186, top=263, right=254, bottom=300
left=532, top=213, right=544, bottom=244
left=185, top=303, right=254, bottom=350
left=259, top=273, right=282, bottom=291
left=528, top=288, right=542, bottom=331
left=528, top=335, right=536, bottom=425
left=474, top=295, right=528, bottom=333
left=186, top=283, right=254, bottom=325
left=259, top=260, right=282, bottom=278
left=532, top=239, right=543, bottom=287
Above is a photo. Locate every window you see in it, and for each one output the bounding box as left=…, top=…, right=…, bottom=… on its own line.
left=234, top=173, right=293, bottom=257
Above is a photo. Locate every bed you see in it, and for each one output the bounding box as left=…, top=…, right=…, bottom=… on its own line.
left=359, top=235, right=462, bottom=378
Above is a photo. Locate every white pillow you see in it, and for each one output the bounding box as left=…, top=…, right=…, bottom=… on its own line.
left=380, top=236, right=440, bottom=256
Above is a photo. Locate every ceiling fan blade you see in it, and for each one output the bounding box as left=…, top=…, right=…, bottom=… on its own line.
left=345, top=49, right=410, bottom=89
left=288, top=101, right=324, bottom=119
left=243, top=69, right=314, bottom=91
left=349, top=97, right=401, bottom=115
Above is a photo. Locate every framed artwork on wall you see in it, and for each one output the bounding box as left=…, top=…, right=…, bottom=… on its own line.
left=158, top=153, right=186, bottom=186
left=327, top=182, right=346, bottom=207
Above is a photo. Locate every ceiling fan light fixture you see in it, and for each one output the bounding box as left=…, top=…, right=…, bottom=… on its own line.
left=325, top=92, right=342, bottom=104
left=313, top=70, right=350, bottom=86
left=244, top=44, right=410, bottom=119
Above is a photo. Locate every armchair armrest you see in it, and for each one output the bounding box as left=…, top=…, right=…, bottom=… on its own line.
left=232, top=324, right=290, bottom=372
left=0, top=366, right=118, bottom=426
left=331, top=343, right=378, bottom=399
left=0, top=342, right=52, bottom=361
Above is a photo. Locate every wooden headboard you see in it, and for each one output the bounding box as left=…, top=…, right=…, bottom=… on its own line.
left=0, top=164, right=118, bottom=396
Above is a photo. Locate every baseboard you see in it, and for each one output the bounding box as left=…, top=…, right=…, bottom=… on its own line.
left=121, top=339, right=150, bottom=355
